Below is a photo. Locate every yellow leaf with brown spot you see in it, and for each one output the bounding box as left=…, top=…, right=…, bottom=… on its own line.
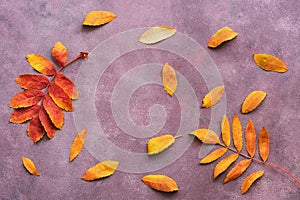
left=242, top=91, right=267, bottom=114
left=69, top=129, right=87, bottom=162
left=254, top=54, right=288, bottom=73
left=162, top=63, right=177, bottom=96
left=139, top=26, right=176, bottom=44
left=82, top=160, right=119, bottom=181
left=202, top=86, right=225, bottom=108
left=221, top=115, right=231, bottom=147
left=214, top=154, right=239, bottom=179
left=232, top=114, right=243, bottom=152
left=83, top=11, right=116, bottom=26
left=148, top=134, right=181, bottom=155
left=22, top=157, right=40, bottom=176
left=26, top=54, right=56, bottom=75
left=245, top=119, right=256, bottom=157
left=142, top=174, right=178, bottom=192
left=259, top=127, right=270, bottom=162
left=241, top=171, right=264, bottom=194
left=224, top=159, right=252, bottom=183
left=208, top=27, right=238, bottom=48
left=52, top=42, right=67, bottom=67
left=190, top=129, right=220, bottom=144
left=200, top=148, right=227, bottom=164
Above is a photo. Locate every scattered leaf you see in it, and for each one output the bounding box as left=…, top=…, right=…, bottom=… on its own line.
left=259, top=127, right=270, bottom=162
left=9, top=90, right=44, bottom=109
left=147, top=134, right=178, bottom=155
left=26, top=54, right=56, bottom=75
left=221, top=115, right=231, bottom=146
left=83, top=11, right=116, bottom=26
left=82, top=160, right=119, bottom=181
left=245, top=119, right=256, bottom=157
left=208, top=27, right=238, bottom=48
left=43, top=95, right=64, bottom=129
left=200, top=148, right=228, bottom=164
left=253, top=54, right=288, bottom=73
left=22, top=157, right=40, bottom=176
left=232, top=114, right=243, bottom=152
left=15, top=74, right=49, bottom=90
left=27, top=115, right=44, bottom=143
left=139, top=26, right=176, bottom=44
left=214, top=154, right=239, bottom=179
left=202, top=86, right=225, bottom=108
left=190, top=129, right=220, bottom=144
left=39, top=107, right=56, bottom=139
left=162, top=63, right=177, bottom=96
left=241, top=91, right=267, bottom=114
left=52, top=42, right=67, bottom=67
left=69, top=129, right=87, bottom=162
left=10, top=105, right=40, bottom=123
left=241, top=171, right=264, bottom=194
left=55, top=72, right=78, bottom=99
left=142, top=174, right=178, bottom=192
left=224, top=159, right=252, bottom=183
left=48, top=82, right=73, bottom=111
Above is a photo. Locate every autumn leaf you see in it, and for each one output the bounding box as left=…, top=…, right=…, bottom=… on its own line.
left=208, top=27, right=238, bottom=48
left=43, top=95, right=64, bottom=129
left=200, top=148, right=228, bottom=164
left=214, top=154, right=239, bottom=179
left=259, top=127, right=270, bottom=162
left=162, top=63, right=177, bottom=96
left=245, top=119, right=256, bottom=157
left=39, top=107, right=56, bottom=139
left=139, top=26, right=176, bottom=44
left=241, top=171, right=264, bottom=194
left=253, top=54, right=288, bottom=73
left=27, top=115, right=44, bottom=143
left=224, top=159, right=252, bottom=183
left=52, top=42, right=67, bottom=67
left=190, top=129, right=220, bottom=144
left=83, top=11, right=116, bottom=26
left=10, top=105, right=40, bottom=123
left=232, top=114, right=243, bottom=152
left=202, top=86, right=225, bottom=108
left=26, top=54, right=56, bottom=75
left=15, top=74, right=49, bottom=90
left=147, top=134, right=181, bottom=155
left=221, top=115, right=231, bottom=147
left=9, top=90, right=44, bottom=109
left=241, top=91, right=267, bottom=114
left=142, top=174, right=178, bottom=192
left=82, top=160, right=119, bottom=181
left=69, top=129, right=87, bottom=162
left=48, top=82, right=73, bottom=111
left=55, top=72, right=78, bottom=99
left=22, top=157, right=40, bottom=176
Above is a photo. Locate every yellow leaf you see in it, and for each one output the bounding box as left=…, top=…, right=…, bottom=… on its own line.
left=202, top=86, right=225, bottom=108
left=200, top=148, right=228, bottom=164
left=52, top=42, right=67, bottom=67
left=69, top=129, right=87, bottom=162
left=245, top=119, right=256, bottom=157
left=241, top=171, right=264, bottom=194
left=224, top=159, right=252, bottom=183
left=221, top=115, right=231, bottom=147
left=26, top=54, right=55, bottom=75
left=83, top=11, right=116, bottom=26
left=232, top=114, right=243, bottom=152
left=139, top=26, right=176, bottom=44
left=162, top=63, right=177, bottom=96
left=214, top=154, right=239, bottom=179
left=241, top=90, right=267, bottom=114
left=259, top=127, right=270, bottom=162
left=148, top=134, right=181, bottom=155
left=208, top=27, right=238, bottom=48
left=253, top=54, right=288, bottom=73
left=142, top=174, right=178, bottom=192
left=82, top=160, right=119, bottom=181
left=22, top=157, right=40, bottom=176
left=190, top=129, right=220, bottom=144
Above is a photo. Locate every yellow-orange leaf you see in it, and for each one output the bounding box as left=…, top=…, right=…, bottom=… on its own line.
left=241, top=171, right=264, bottom=194
left=82, top=160, right=119, bottom=181
left=139, top=26, right=176, bottom=44
left=142, top=174, right=178, bottom=192
left=39, top=107, right=56, bottom=139
left=9, top=90, right=44, bottom=109
left=221, top=115, right=231, bottom=146
left=52, top=42, right=67, bottom=67
left=147, top=134, right=178, bottom=155
left=83, top=11, right=116, bottom=26
left=27, top=115, right=44, bottom=143
left=10, top=105, right=40, bottom=123
left=190, top=129, right=220, bottom=144
left=43, top=95, right=64, bottom=129
left=253, top=54, right=288, bottom=73
left=26, top=54, right=56, bottom=75
left=245, top=119, right=256, bottom=157
left=208, top=27, right=238, bottom=48
left=162, top=63, right=177, bottom=96
left=48, top=82, right=73, bottom=111
left=200, top=148, right=228, bottom=164
left=259, top=127, right=270, bottom=162
left=69, top=129, right=87, bottom=162
left=22, top=157, right=40, bottom=176
left=242, top=91, right=267, bottom=114
left=232, top=114, right=243, bottom=152
left=224, top=159, right=252, bottom=183
left=55, top=72, right=78, bottom=99
left=15, top=74, right=49, bottom=90
left=202, top=86, right=225, bottom=108
left=214, top=154, right=239, bottom=179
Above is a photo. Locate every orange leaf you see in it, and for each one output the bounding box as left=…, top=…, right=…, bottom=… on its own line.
left=48, top=82, right=73, bottom=111
left=202, top=86, right=225, bottom=108
left=214, top=153, right=239, bottom=179
left=139, top=26, right=176, bottom=44
left=43, top=95, right=64, bottom=129
left=22, top=157, right=40, bottom=176
left=26, top=54, right=56, bottom=75
left=69, top=129, right=87, bottom=162
left=9, top=90, right=44, bottom=109
left=82, top=160, right=119, bottom=181
left=10, top=105, right=40, bottom=123
left=221, top=115, right=231, bottom=147
left=27, top=115, right=44, bottom=143
left=39, top=107, right=56, bottom=139
left=245, top=119, right=256, bottom=157
left=253, top=54, right=288, bottom=73
left=162, top=63, right=177, bottom=96
left=147, top=134, right=179, bottom=155
left=52, top=42, right=68, bottom=67
left=241, top=171, right=264, bottom=194
left=142, top=174, right=178, bottom=192
left=15, top=74, right=49, bottom=90
left=259, top=127, right=270, bottom=162
left=55, top=72, right=78, bottom=99
left=224, top=159, right=252, bottom=183
left=241, top=90, right=267, bottom=114
left=190, top=129, right=220, bottom=144
left=232, top=114, right=243, bottom=152
left=200, top=148, right=228, bottom=164
left=208, top=27, right=238, bottom=48
left=83, top=11, right=116, bottom=26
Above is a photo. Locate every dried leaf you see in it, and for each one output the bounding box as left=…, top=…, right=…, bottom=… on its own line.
left=142, top=174, right=178, bottom=192
left=82, top=160, right=119, bottom=181
left=190, top=129, right=220, bottom=144
left=83, top=11, right=116, bottom=26
left=52, top=42, right=67, bottom=67
left=9, top=90, right=44, bottom=109
left=147, top=134, right=177, bottom=155
left=202, top=86, right=225, bottom=108
left=39, top=107, right=56, bottom=139
left=69, top=129, right=87, bottom=162
left=55, top=72, right=78, bottom=99
left=27, top=115, right=44, bottom=143
left=232, top=114, right=243, bottom=152
left=48, top=82, right=73, bottom=111
left=200, top=148, right=228, bottom=164
left=241, top=171, right=264, bottom=194
left=241, top=91, right=267, bottom=114
left=221, top=115, right=231, bottom=146
left=259, top=127, right=270, bottom=162
left=26, top=54, right=56, bottom=75
left=22, top=157, right=40, bottom=176
left=208, top=27, right=238, bottom=48
left=245, top=119, right=256, bottom=157
left=15, top=74, right=49, bottom=90
left=10, top=105, right=40, bottom=123
left=43, top=95, right=64, bottom=129
left=214, top=154, right=239, bottom=179
left=253, top=54, right=288, bottom=73
left=224, top=159, right=252, bottom=183
left=139, top=26, right=176, bottom=44
left=162, top=63, right=177, bottom=96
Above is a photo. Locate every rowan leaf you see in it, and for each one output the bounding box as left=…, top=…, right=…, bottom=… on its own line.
left=214, top=154, right=239, bottom=179
left=82, top=160, right=119, bottom=181
left=22, top=157, right=40, bottom=176
left=253, top=54, right=288, bottom=73
left=83, top=11, right=116, bottom=26
left=43, top=95, right=64, bottom=129
left=200, top=148, right=228, bottom=164
left=147, top=134, right=178, bottom=155
left=245, top=119, right=256, bottom=157
left=10, top=105, right=40, bottom=123
left=162, top=63, right=177, bottom=96
left=259, top=127, right=270, bottom=162
left=27, top=115, right=44, bottom=143
left=48, top=82, right=73, bottom=111
left=52, top=42, right=67, bottom=67
left=9, top=90, right=44, bottom=109
left=15, top=74, right=49, bottom=90
left=224, top=159, right=252, bottom=183
left=221, top=115, right=231, bottom=146
left=241, top=171, right=264, bottom=194
left=241, top=91, right=267, bottom=114
left=55, top=72, right=78, bottom=99
left=139, top=26, right=176, bottom=44
left=232, top=114, right=243, bottom=152
left=190, top=129, right=220, bottom=144
left=26, top=54, right=56, bottom=75
left=142, top=174, right=178, bottom=192
left=39, top=107, right=56, bottom=139
left=69, top=129, right=87, bottom=162
left=208, top=27, right=238, bottom=48
left=202, top=86, right=225, bottom=108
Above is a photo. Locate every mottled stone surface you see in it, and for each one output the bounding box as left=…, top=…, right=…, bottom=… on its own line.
left=0, top=0, right=299, bottom=199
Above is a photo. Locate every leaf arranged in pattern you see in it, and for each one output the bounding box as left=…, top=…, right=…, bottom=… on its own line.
left=208, top=27, right=238, bottom=48
left=142, top=174, right=178, bottom=192
left=214, top=154, right=239, bottom=179
left=27, top=115, right=44, bottom=143
left=221, top=115, right=231, bottom=147
left=259, top=127, right=270, bottom=162
left=9, top=90, right=44, bottom=108
left=241, top=91, right=267, bottom=114
left=245, top=119, right=256, bottom=157
left=22, top=157, right=40, bottom=176
left=82, top=160, right=119, bottom=181
left=202, top=86, right=225, bottom=108
left=162, top=63, right=177, bottom=96
left=15, top=74, right=49, bottom=90
left=139, top=26, right=176, bottom=44
left=48, top=82, right=73, bottom=111
left=224, top=159, right=252, bottom=183
left=200, top=148, right=228, bottom=164
left=232, top=114, right=243, bottom=152
left=253, top=54, right=288, bottom=73
left=55, top=72, right=78, bottom=99
left=26, top=54, right=56, bottom=75
left=241, top=171, right=264, bottom=194
left=39, top=107, right=56, bottom=139
left=69, top=129, right=87, bottom=162
left=190, top=129, right=220, bottom=144
left=83, top=11, right=116, bottom=26
left=147, top=134, right=179, bottom=155
left=43, top=95, right=64, bottom=129
left=52, top=42, right=67, bottom=67
left=10, top=105, right=40, bottom=123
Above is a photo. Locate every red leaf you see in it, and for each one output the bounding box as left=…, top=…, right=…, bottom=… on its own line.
left=9, top=90, right=44, bottom=108
left=48, top=82, right=73, bottom=111
left=15, top=74, right=49, bottom=90
left=55, top=72, right=78, bottom=99
left=10, top=105, right=40, bottom=123
left=43, top=95, right=64, bottom=129
left=39, top=106, right=56, bottom=139
left=52, top=42, right=68, bottom=67
left=27, top=115, right=44, bottom=143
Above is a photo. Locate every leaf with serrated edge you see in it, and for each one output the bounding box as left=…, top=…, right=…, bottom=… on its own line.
left=48, top=82, right=73, bottom=111
left=52, top=42, right=67, bottom=67
left=232, top=114, right=243, bottom=152
left=69, top=129, right=87, bottom=162
left=27, top=115, right=44, bottom=143
left=142, top=174, right=178, bottom=192
left=55, top=72, right=78, bottom=99
left=10, top=105, right=40, bottom=123
left=162, top=63, right=177, bottom=96
left=83, top=11, right=116, bottom=26
left=22, top=157, right=40, bottom=176
left=208, top=27, right=238, bottom=48
left=214, top=154, right=239, bottom=179
left=242, top=91, right=267, bottom=114
left=82, top=160, right=119, bottom=181
left=221, top=115, right=231, bottom=146
left=15, top=74, right=49, bottom=90
left=241, top=171, right=264, bottom=194
left=43, top=95, right=64, bottom=129
left=253, top=54, right=288, bottom=73
left=9, top=90, right=44, bottom=109
left=259, top=127, right=270, bottom=162
left=190, top=129, right=220, bottom=144
left=148, top=134, right=176, bottom=155
left=224, top=159, right=252, bottom=183
left=245, top=119, right=256, bottom=157
left=139, top=26, right=176, bottom=44
left=200, top=148, right=228, bottom=164
left=39, top=107, right=56, bottom=139
left=26, top=54, right=55, bottom=75
left=202, top=86, right=225, bottom=108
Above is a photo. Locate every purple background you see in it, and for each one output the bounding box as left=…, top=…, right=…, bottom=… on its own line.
left=1, top=0, right=299, bottom=199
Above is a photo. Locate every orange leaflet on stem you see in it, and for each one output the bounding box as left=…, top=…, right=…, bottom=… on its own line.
left=10, top=105, right=40, bottom=123
left=55, top=72, right=78, bottom=99
left=43, top=95, right=64, bottom=129
left=26, top=54, right=56, bottom=75
left=52, top=42, right=68, bottom=67
left=48, top=82, right=73, bottom=111
left=27, top=115, right=44, bottom=143
left=39, top=107, right=56, bottom=139
left=15, top=74, right=49, bottom=90
left=9, top=90, right=44, bottom=109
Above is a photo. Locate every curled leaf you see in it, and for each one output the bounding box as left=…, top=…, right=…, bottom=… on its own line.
left=142, top=174, right=178, bottom=192
left=48, top=82, right=73, bottom=111
left=43, top=95, right=64, bottom=129
left=39, top=107, right=56, bottom=139
left=147, top=134, right=178, bottom=155
left=202, top=86, right=225, bottom=108
left=232, top=114, right=243, bottom=152
left=10, top=105, right=40, bottom=123
left=214, top=154, right=239, bottom=179
left=9, top=90, right=44, bottom=109
left=245, top=119, right=256, bottom=157
left=15, top=74, right=49, bottom=90
left=221, top=115, right=231, bottom=147
left=26, top=54, right=56, bottom=75
left=22, top=157, right=40, bottom=176
left=82, top=160, right=119, bottom=181
left=52, top=42, right=67, bottom=67
left=224, top=159, right=252, bottom=183
left=55, top=72, right=78, bottom=99
left=83, top=11, right=116, bottom=26
left=253, top=54, right=288, bottom=73
left=241, top=171, right=264, bottom=194
left=190, top=129, right=220, bottom=144
left=208, top=27, right=238, bottom=48
left=259, top=127, right=270, bottom=162
left=162, top=63, right=177, bottom=96
left=69, top=129, right=87, bottom=162
left=27, top=115, right=44, bottom=143
left=200, top=148, right=228, bottom=164
left=242, top=91, right=267, bottom=114
left=139, top=26, right=176, bottom=44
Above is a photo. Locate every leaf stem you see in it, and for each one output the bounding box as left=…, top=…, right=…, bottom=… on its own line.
left=62, top=52, right=89, bottom=69
left=174, top=135, right=183, bottom=139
